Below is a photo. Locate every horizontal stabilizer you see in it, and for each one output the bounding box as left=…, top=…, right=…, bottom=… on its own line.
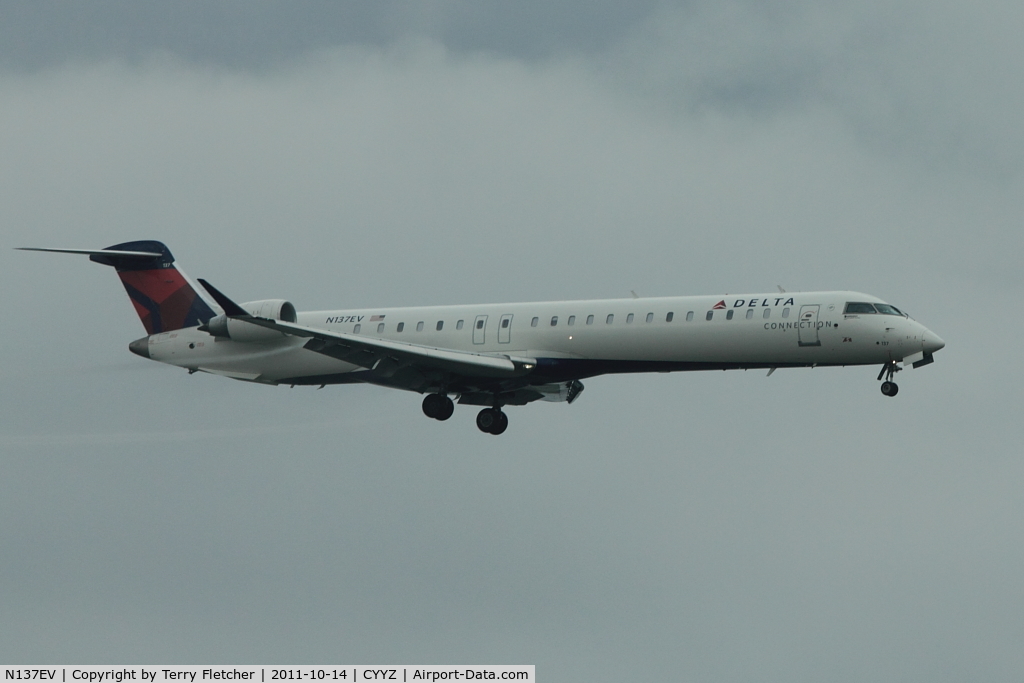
left=18, top=241, right=175, bottom=270
left=18, top=241, right=216, bottom=333
left=17, top=247, right=163, bottom=258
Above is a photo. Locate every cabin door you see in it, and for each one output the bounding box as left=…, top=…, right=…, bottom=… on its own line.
left=498, top=314, right=513, bottom=344
left=473, top=315, right=488, bottom=345
left=798, top=305, right=821, bottom=347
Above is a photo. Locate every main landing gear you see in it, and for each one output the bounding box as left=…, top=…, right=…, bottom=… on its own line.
left=475, top=407, right=508, bottom=435
left=422, top=393, right=454, bottom=421
left=422, top=392, right=509, bottom=435
left=877, top=360, right=901, bottom=397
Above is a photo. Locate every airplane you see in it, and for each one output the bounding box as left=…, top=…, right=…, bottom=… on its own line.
left=19, top=240, right=945, bottom=435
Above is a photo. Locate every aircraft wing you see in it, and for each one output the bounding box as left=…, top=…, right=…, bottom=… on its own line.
left=241, top=316, right=536, bottom=378
left=194, top=278, right=535, bottom=386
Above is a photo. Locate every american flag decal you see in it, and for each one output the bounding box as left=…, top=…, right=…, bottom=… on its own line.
left=370, top=314, right=386, bottom=321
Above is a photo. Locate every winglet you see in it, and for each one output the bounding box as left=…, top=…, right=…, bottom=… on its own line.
left=197, top=278, right=250, bottom=317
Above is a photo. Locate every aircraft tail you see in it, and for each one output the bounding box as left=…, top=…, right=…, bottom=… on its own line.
left=95, top=240, right=218, bottom=334
left=20, top=240, right=218, bottom=334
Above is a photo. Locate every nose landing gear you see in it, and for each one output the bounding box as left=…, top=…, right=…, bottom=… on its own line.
left=877, top=360, right=901, bottom=397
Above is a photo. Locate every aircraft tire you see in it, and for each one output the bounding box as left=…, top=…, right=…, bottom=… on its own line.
left=475, top=409, right=499, bottom=436
left=422, top=394, right=441, bottom=418
left=491, top=411, right=508, bottom=435
left=881, top=381, right=899, bottom=397
left=436, top=396, right=455, bottom=421
left=424, top=394, right=455, bottom=420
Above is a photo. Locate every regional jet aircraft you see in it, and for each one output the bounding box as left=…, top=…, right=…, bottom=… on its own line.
left=20, top=241, right=945, bottom=434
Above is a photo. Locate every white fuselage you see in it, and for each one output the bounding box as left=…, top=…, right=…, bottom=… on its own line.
left=143, top=291, right=945, bottom=387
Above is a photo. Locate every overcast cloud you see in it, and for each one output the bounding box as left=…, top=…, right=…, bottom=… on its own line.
left=1, top=2, right=1022, bottom=680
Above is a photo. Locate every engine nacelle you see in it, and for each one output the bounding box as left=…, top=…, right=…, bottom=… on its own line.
left=240, top=299, right=297, bottom=323
left=204, top=299, right=297, bottom=342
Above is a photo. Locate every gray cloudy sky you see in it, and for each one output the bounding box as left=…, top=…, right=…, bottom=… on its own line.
left=1, top=1, right=1022, bottom=680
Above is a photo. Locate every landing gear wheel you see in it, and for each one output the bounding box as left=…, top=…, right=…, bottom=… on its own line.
left=422, top=394, right=441, bottom=418
left=476, top=408, right=508, bottom=435
left=491, top=411, right=508, bottom=435
left=423, top=394, right=455, bottom=420
left=877, top=360, right=902, bottom=397
left=476, top=408, right=497, bottom=433
left=435, top=396, right=454, bottom=421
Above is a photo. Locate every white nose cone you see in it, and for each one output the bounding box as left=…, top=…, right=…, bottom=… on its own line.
left=923, top=331, right=945, bottom=354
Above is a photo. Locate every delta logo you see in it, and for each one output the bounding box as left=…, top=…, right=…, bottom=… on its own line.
left=712, top=300, right=727, bottom=309
left=732, top=297, right=796, bottom=308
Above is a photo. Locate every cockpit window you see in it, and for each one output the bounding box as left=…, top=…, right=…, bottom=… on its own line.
left=873, top=304, right=904, bottom=316
left=845, top=302, right=906, bottom=316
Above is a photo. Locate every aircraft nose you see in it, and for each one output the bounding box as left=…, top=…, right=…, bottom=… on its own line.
left=923, top=330, right=945, bottom=354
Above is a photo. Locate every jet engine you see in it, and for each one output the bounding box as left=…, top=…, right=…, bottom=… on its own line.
left=203, top=299, right=297, bottom=342
left=240, top=299, right=297, bottom=322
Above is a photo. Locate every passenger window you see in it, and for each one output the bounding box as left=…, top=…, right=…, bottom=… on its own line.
left=531, top=317, right=539, bottom=327
left=417, top=321, right=424, bottom=331
left=745, top=309, right=753, bottom=319
left=476, top=319, right=484, bottom=329
left=726, top=310, right=734, bottom=320
left=626, top=313, right=634, bottom=323
left=436, top=321, right=443, bottom=331
left=706, top=311, right=713, bottom=321
left=501, top=318, right=510, bottom=328
left=397, top=322, right=405, bottom=332
left=587, top=315, right=594, bottom=325
left=353, top=324, right=361, bottom=333
left=457, top=320, right=464, bottom=330
left=763, top=309, right=770, bottom=319
left=377, top=323, right=385, bottom=333
left=666, top=312, right=674, bottom=322
left=646, top=312, right=654, bottom=323
left=686, top=311, right=694, bottom=322
left=567, top=315, right=575, bottom=326
left=550, top=316, right=558, bottom=326
left=782, top=308, right=790, bottom=318
left=606, top=314, right=614, bottom=324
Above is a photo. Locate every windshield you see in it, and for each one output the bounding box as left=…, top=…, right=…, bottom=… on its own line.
left=873, top=304, right=904, bottom=316
left=844, top=302, right=907, bottom=316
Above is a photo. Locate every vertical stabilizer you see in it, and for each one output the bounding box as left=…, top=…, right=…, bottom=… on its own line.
left=90, top=241, right=217, bottom=334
